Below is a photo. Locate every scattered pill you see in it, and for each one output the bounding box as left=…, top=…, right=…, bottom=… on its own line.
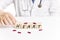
left=33, top=22, right=36, bottom=24
left=24, top=22, right=28, bottom=24
left=39, top=29, right=42, bottom=31
left=12, top=30, right=16, bottom=32
left=27, top=32, right=31, bottom=34
left=18, top=32, right=21, bottom=34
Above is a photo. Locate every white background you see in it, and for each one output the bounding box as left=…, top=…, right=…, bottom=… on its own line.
left=0, top=3, right=59, bottom=40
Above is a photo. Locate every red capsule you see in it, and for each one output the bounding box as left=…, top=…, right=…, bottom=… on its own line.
left=17, top=32, right=21, bottom=34
left=12, top=30, right=16, bottom=32
left=39, top=29, right=42, bottom=31
left=33, top=22, right=36, bottom=24
left=27, top=32, right=31, bottom=34
left=24, top=22, right=28, bottom=24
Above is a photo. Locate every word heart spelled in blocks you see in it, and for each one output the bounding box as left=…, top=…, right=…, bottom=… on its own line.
left=14, top=22, right=42, bottom=29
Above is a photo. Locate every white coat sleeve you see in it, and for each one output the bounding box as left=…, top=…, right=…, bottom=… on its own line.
left=14, top=0, right=33, bottom=16
left=0, top=0, right=13, bottom=10
left=49, top=0, right=60, bottom=16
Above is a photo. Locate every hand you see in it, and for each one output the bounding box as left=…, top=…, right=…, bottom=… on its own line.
left=0, top=10, right=16, bottom=26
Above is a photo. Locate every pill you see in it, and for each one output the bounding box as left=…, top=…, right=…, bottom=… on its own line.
left=39, top=29, right=42, bottom=31
left=33, top=22, right=36, bottom=24
left=12, top=30, right=16, bottom=32
left=27, top=32, right=31, bottom=34
left=24, top=22, right=28, bottom=24
left=17, top=32, right=21, bottom=34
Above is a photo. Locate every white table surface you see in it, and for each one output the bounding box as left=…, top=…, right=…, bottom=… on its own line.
left=0, top=4, right=59, bottom=40
left=0, top=16, right=59, bottom=40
